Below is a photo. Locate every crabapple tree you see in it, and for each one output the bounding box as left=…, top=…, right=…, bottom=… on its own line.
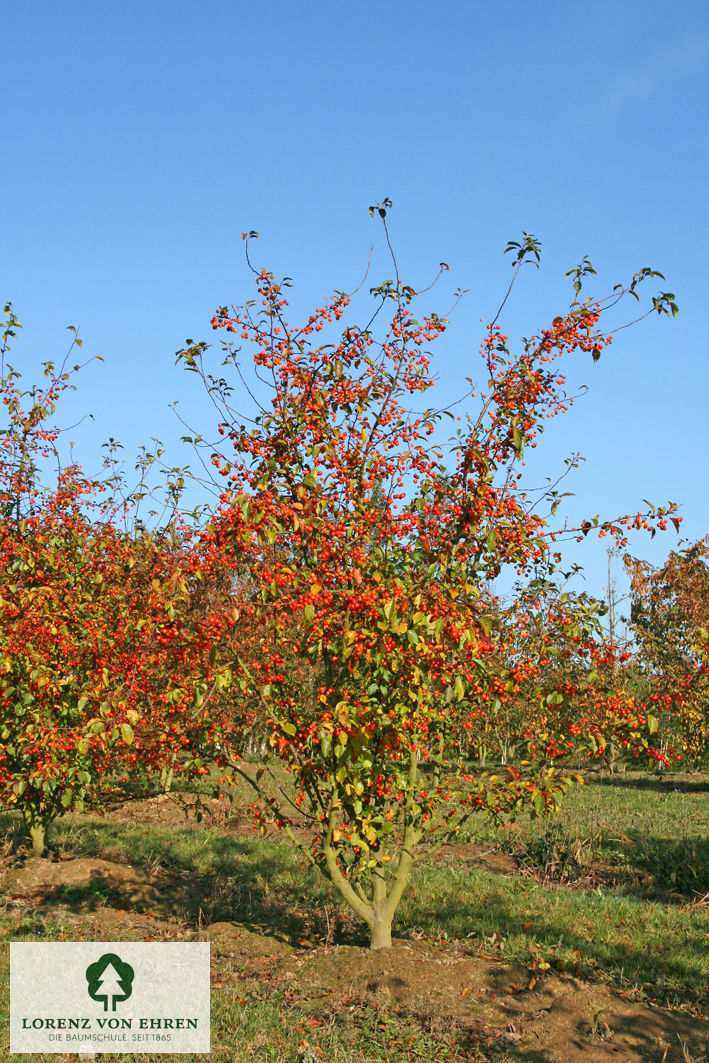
left=180, top=208, right=679, bottom=948
left=0, top=306, right=230, bottom=855
left=628, top=538, right=709, bottom=766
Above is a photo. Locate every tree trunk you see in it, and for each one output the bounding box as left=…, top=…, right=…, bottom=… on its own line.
left=159, top=764, right=175, bottom=793
left=369, top=912, right=393, bottom=950
left=321, top=752, right=422, bottom=952
left=25, top=818, right=47, bottom=858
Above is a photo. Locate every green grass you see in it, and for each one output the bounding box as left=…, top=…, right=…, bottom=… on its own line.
left=399, top=864, right=708, bottom=1008
left=459, top=771, right=709, bottom=894
left=1, top=771, right=708, bottom=1061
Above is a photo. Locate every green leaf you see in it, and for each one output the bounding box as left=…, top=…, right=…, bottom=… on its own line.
left=531, top=790, right=544, bottom=816
left=512, top=427, right=524, bottom=455
left=120, top=723, right=134, bottom=746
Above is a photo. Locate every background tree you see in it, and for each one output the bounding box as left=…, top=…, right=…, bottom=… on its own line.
left=506, top=579, right=667, bottom=772
left=628, top=538, right=709, bottom=766
left=0, top=305, right=230, bottom=854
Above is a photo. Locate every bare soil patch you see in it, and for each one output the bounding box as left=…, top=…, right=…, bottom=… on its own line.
left=101, top=792, right=239, bottom=829
left=205, top=925, right=707, bottom=1063
left=2, top=853, right=217, bottom=925
left=102, top=796, right=521, bottom=875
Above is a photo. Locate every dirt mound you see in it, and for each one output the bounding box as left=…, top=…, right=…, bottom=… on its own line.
left=197, top=920, right=294, bottom=956
left=436, top=841, right=518, bottom=876
left=3, top=856, right=159, bottom=900
left=1, top=855, right=205, bottom=923
left=281, top=939, right=707, bottom=1063
left=101, top=792, right=237, bottom=828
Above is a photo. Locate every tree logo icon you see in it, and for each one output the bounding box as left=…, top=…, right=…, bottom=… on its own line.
left=85, top=953, right=135, bottom=1011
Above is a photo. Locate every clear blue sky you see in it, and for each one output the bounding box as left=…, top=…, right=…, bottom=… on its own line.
left=3, top=0, right=708, bottom=605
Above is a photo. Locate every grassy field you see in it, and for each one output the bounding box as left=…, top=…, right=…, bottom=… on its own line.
left=1, top=770, right=707, bottom=1062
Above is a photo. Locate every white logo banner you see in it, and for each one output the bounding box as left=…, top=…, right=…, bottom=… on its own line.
left=10, top=942, right=210, bottom=1054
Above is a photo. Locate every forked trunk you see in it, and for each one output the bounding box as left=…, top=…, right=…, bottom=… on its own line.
left=322, top=752, right=422, bottom=952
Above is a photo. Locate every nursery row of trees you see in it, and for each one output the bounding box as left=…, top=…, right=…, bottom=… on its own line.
left=1, top=210, right=705, bottom=947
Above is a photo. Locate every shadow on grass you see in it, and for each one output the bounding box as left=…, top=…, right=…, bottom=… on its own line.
left=503, top=819, right=708, bottom=904
left=7, top=811, right=707, bottom=1004
left=13, top=816, right=360, bottom=947
left=587, top=773, right=709, bottom=794
left=619, top=830, right=709, bottom=898
left=0, top=811, right=25, bottom=850
left=402, top=871, right=708, bottom=1009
